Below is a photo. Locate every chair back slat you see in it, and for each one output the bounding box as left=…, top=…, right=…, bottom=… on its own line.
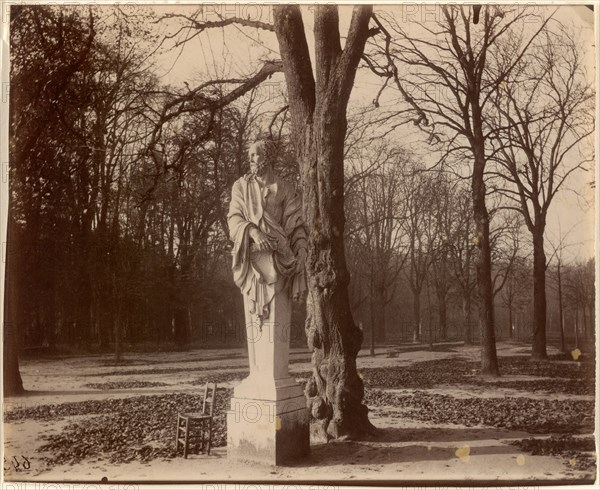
left=208, top=382, right=217, bottom=415
left=202, top=382, right=217, bottom=416
left=201, top=382, right=209, bottom=414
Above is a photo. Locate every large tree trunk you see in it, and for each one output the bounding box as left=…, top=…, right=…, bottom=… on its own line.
left=4, top=211, right=25, bottom=395
left=274, top=5, right=375, bottom=439
left=531, top=228, right=547, bottom=360
left=472, top=142, right=499, bottom=376
left=3, top=298, right=24, bottom=396
left=302, top=107, right=371, bottom=438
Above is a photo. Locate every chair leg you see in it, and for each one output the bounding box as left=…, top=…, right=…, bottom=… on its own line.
left=183, top=419, right=189, bottom=459
left=207, top=418, right=213, bottom=456
left=200, top=422, right=205, bottom=452
left=175, top=416, right=181, bottom=453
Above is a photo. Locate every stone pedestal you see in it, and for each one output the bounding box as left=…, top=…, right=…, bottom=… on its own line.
left=227, top=251, right=309, bottom=465
left=227, top=378, right=309, bottom=465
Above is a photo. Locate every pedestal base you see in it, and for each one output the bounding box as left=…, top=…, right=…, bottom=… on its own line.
left=227, top=377, right=309, bottom=465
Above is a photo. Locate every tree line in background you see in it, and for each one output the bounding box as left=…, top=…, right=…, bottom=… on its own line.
left=4, top=5, right=595, bottom=407
left=344, top=141, right=595, bottom=352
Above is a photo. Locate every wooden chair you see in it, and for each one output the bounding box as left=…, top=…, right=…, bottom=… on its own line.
left=175, top=382, right=217, bottom=458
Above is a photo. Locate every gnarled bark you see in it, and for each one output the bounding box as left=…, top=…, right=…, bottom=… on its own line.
left=274, top=5, right=376, bottom=439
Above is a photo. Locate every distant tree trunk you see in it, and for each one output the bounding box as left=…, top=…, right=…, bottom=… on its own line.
left=574, top=309, right=579, bottom=348
left=581, top=306, right=589, bottom=341
left=112, top=272, right=122, bottom=362
left=275, top=5, right=375, bottom=439
left=463, top=294, right=473, bottom=344
left=369, top=321, right=375, bottom=357
left=374, top=284, right=386, bottom=342
left=472, top=140, right=499, bottom=375
left=173, top=307, right=189, bottom=346
left=508, top=305, right=513, bottom=340
left=437, top=290, right=447, bottom=341
left=76, top=226, right=93, bottom=345
left=557, top=261, right=565, bottom=353
left=45, top=303, right=56, bottom=350
left=114, top=318, right=122, bottom=362
left=433, top=246, right=449, bottom=342
left=98, top=305, right=110, bottom=351
left=412, top=291, right=421, bottom=343
left=369, top=272, right=375, bottom=357
left=531, top=228, right=547, bottom=360
left=426, top=279, right=434, bottom=350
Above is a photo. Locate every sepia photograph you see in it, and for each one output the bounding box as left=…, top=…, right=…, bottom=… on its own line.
left=1, top=2, right=597, bottom=486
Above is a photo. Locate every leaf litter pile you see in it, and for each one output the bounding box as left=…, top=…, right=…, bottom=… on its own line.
left=510, top=435, right=596, bottom=472
left=90, top=365, right=248, bottom=377
left=363, top=389, right=594, bottom=434
left=360, top=355, right=595, bottom=395
left=7, top=390, right=233, bottom=467
left=84, top=381, right=170, bottom=390
left=5, top=354, right=595, bottom=471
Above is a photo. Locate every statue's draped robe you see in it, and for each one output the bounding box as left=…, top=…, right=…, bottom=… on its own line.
left=228, top=174, right=307, bottom=322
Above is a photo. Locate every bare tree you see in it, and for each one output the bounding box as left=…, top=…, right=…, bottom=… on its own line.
left=489, top=24, right=594, bottom=359
left=7, top=5, right=96, bottom=393
left=399, top=164, right=438, bottom=343
left=546, top=226, right=583, bottom=353
left=563, top=258, right=595, bottom=348
left=428, top=173, right=457, bottom=343
left=490, top=210, right=524, bottom=301
left=500, top=255, right=532, bottom=341
left=273, top=5, right=380, bottom=438
left=366, top=5, right=553, bottom=375
left=345, top=143, right=408, bottom=355
left=447, top=188, right=477, bottom=343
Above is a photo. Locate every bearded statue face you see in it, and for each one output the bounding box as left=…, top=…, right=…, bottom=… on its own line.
left=249, top=141, right=270, bottom=177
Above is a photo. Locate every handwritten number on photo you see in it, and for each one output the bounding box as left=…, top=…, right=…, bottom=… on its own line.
left=4, top=455, right=31, bottom=471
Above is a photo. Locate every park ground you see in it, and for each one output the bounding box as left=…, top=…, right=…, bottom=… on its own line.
left=2, top=341, right=597, bottom=484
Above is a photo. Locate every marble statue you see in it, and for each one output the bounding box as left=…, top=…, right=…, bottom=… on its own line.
left=226, top=139, right=310, bottom=465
